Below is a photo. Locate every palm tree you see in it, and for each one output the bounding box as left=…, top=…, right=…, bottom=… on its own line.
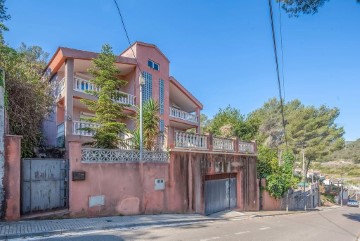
left=133, top=99, right=160, bottom=151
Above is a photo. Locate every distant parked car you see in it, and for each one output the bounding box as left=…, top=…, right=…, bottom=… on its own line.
left=347, top=200, right=359, bottom=207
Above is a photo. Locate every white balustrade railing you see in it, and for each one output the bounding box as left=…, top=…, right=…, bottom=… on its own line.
left=238, top=141, right=255, bottom=154
left=72, top=121, right=99, bottom=136
left=213, top=137, right=235, bottom=152
left=73, top=76, right=136, bottom=106
left=169, top=107, right=198, bottom=124
left=174, top=131, right=208, bottom=149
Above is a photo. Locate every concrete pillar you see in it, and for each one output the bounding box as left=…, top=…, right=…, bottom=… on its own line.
left=237, top=165, right=244, bottom=210
left=168, top=126, right=175, bottom=149
left=235, top=137, right=240, bottom=153
left=196, top=108, right=201, bottom=134
left=188, top=153, right=193, bottom=212
left=68, top=141, right=81, bottom=214
left=64, top=59, right=74, bottom=153
left=207, top=133, right=213, bottom=152
left=4, top=135, right=22, bottom=220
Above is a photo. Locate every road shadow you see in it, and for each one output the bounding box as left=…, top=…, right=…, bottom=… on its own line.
left=178, top=222, right=209, bottom=230
left=36, top=228, right=164, bottom=241
left=343, top=213, right=360, bottom=222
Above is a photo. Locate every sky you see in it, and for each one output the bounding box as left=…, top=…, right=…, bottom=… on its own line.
left=3, top=0, right=360, bottom=141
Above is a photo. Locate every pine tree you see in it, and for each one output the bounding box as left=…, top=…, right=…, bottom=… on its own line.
left=81, top=44, right=128, bottom=149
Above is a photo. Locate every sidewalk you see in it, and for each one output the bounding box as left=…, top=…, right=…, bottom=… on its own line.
left=0, top=207, right=331, bottom=240
left=0, top=214, right=216, bottom=240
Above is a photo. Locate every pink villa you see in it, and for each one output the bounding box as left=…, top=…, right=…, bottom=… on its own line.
left=43, top=41, right=203, bottom=150
left=2, top=42, right=259, bottom=220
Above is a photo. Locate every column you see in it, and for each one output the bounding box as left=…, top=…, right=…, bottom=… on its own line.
left=64, top=59, right=74, bottom=153
left=4, top=135, right=22, bottom=220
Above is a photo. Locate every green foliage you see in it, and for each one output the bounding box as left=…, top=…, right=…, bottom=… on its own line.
left=277, top=0, right=359, bottom=17
left=265, top=150, right=299, bottom=199
left=0, top=43, right=53, bottom=157
left=278, top=0, right=330, bottom=17
left=133, top=98, right=160, bottom=151
left=81, top=44, right=128, bottom=149
left=0, top=0, right=10, bottom=44
left=200, top=114, right=211, bottom=134
left=327, top=139, right=360, bottom=164
left=207, top=106, right=258, bottom=140
left=257, top=146, right=278, bottom=178
left=249, top=98, right=345, bottom=174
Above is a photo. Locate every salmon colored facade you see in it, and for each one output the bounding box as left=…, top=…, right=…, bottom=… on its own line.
left=42, top=42, right=203, bottom=150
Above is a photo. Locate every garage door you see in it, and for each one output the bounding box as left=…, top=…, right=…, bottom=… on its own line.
left=204, top=175, right=237, bottom=215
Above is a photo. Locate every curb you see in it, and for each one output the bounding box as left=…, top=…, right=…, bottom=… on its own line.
left=0, top=218, right=217, bottom=240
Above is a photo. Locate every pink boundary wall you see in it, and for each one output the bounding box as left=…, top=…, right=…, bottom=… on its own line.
left=260, top=179, right=282, bottom=211
left=1, top=140, right=259, bottom=220
left=68, top=141, right=259, bottom=217
left=69, top=142, right=175, bottom=217
left=4, top=135, right=22, bottom=220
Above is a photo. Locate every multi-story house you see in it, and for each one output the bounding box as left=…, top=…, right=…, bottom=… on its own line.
left=42, top=42, right=203, bottom=150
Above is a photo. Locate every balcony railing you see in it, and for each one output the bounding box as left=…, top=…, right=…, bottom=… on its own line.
left=173, top=131, right=256, bottom=154
left=238, top=141, right=255, bottom=154
left=73, top=76, right=136, bottom=106
left=169, top=107, right=198, bottom=124
left=213, top=137, right=235, bottom=152
left=72, top=121, right=99, bottom=136
left=174, top=131, right=208, bottom=149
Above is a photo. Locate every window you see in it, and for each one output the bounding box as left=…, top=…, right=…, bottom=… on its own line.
left=147, top=59, right=160, bottom=71
left=142, top=71, right=152, bottom=102
left=159, top=79, right=165, bottom=115
left=56, top=123, right=65, bottom=148
left=159, top=119, right=164, bottom=132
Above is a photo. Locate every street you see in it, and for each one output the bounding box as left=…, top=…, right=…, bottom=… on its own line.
left=25, top=207, right=360, bottom=241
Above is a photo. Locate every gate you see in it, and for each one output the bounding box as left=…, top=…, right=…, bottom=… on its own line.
left=21, top=159, right=68, bottom=214
left=205, top=176, right=237, bottom=215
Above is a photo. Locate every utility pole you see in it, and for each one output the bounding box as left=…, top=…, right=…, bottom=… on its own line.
left=302, top=147, right=307, bottom=211
left=340, top=174, right=343, bottom=207
left=302, top=149, right=306, bottom=186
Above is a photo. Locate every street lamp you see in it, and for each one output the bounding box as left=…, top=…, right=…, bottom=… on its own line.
left=139, top=73, right=145, bottom=161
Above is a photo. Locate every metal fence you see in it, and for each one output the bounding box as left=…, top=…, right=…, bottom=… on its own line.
left=21, top=159, right=68, bottom=214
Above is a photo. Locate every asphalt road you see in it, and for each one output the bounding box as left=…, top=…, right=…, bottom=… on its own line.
left=28, top=207, right=360, bottom=241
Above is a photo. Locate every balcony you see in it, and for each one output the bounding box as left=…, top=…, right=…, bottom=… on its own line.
left=73, top=76, right=136, bottom=106
left=72, top=121, right=164, bottom=150
left=173, top=131, right=256, bottom=154
left=72, top=121, right=99, bottom=137
left=169, top=107, right=198, bottom=124
left=213, top=137, right=235, bottom=152
left=174, top=131, right=208, bottom=149
left=238, top=141, right=256, bottom=154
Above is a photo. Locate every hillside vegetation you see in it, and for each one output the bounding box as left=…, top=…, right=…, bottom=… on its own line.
left=327, top=139, right=360, bottom=163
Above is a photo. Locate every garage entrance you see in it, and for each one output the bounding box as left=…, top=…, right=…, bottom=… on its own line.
left=204, top=173, right=237, bottom=215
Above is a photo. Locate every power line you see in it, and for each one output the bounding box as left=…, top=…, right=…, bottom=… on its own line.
left=113, top=0, right=143, bottom=74
left=278, top=0, right=286, bottom=103
left=268, top=0, right=288, bottom=147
